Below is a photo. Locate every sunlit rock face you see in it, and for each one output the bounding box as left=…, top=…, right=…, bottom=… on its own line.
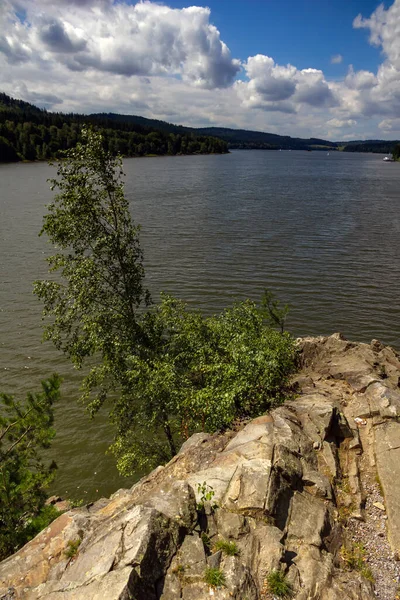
left=2, top=333, right=400, bottom=599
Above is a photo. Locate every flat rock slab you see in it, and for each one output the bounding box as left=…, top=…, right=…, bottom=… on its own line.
left=374, top=420, right=400, bottom=553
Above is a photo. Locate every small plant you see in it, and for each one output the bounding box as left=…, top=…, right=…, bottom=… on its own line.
left=375, top=474, right=384, bottom=496
left=172, top=563, right=185, bottom=580
left=197, top=482, right=218, bottom=511
left=266, top=570, right=293, bottom=598
left=69, top=498, right=84, bottom=509
left=64, top=538, right=81, bottom=559
left=337, top=477, right=351, bottom=495
left=204, top=567, right=226, bottom=589
left=341, top=542, right=375, bottom=583
left=213, top=539, right=239, bottom=556
left=201, top=531, right=211, bottom=550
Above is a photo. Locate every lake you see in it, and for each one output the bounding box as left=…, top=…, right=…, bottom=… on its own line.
left=1, top=149, right=399, bottom=499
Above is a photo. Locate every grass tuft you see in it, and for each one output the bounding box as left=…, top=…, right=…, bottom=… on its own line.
left=266, top=570, right=293, bottom=598
left=204, top=567, right=226, bottom=588
left=213, top=539, right=239, bottom=556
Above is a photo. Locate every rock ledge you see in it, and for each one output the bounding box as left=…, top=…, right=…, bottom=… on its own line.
left=1, top=334, right=400, bottom=599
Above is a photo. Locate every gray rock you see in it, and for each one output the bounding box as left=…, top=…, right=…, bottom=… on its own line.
left=177, top=534, right=206, bottom=580
left=214, top=510, right=249, bottom=539
left=286, top=492, right=328, bottom=549
left=223, top=459, right=272, bottom=516
left=374, top=420, right=400, bottom=554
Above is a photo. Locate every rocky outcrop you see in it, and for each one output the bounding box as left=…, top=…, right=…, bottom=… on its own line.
left=1, top=333, right=400, bottom=599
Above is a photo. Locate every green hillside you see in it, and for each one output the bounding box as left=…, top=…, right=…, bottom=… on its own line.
left=0, top=93, right=228, bottom=162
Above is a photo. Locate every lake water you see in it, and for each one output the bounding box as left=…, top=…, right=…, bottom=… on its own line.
left=1, top=150, right=399, bottom=499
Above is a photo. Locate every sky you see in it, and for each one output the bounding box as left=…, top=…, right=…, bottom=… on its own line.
left=1, top=0, right=400, bottom=140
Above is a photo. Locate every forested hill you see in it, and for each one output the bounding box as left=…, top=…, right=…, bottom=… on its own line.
left=1, top=91, right=399, bottom=162
left=0, top=93, right=228, bottom=162
left=339, top=139, right=400, bottom=154
left=91, top=114, right=337, bottom=151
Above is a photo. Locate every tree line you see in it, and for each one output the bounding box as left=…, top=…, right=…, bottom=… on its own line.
left=0, top=93, right=228, bottom=162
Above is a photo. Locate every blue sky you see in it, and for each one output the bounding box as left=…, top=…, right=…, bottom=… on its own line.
left=1, top=0, right=400, bottom=140
left=165, top=0, right=384, bottom=74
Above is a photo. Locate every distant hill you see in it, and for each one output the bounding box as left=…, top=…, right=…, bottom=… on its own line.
left=189, top=127, right=337, bottom=150
left=91, top=115, right=337, bottom=151
left=0, top=93, right=228, bottom=162
left=338, top=139, right=400, bottom=154
left=1, top=92, right=399, bottom=162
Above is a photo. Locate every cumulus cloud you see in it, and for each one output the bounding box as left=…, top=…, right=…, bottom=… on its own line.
left=345, top=65, right=376, bottom=90
left=327, top=118, right=357, bottom=128
left=2, top=0, right=400, bottom=139
left=1, top=1, right=240, bottom=88
left=379, top=117, right=400, bottom=132
left=237, top=55, right=336, bottom=113
left=331, top=54, right=343, bottom=64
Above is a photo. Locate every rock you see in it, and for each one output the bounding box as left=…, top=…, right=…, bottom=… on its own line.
left=374, top=420, right=400, bottom=554
left=207, top=550, right=222, bottom=569
left=176, top=534, right=206, bottom=580
left=223, top=458, right=272, bottom=516
left=214, top=509, right=249, bottom=539
left=239, top=525, right=284, bottom=590
left=285, top=491, right=329, bottom=549
left=178, top=432, right=211, bottom=454
left=5, top=333, right=399, bottom=600
left=221, top=555, right=258, bottom=599
left=302, top=467, right=333, bottom=499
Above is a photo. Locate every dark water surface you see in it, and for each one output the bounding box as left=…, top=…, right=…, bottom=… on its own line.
left=1, top=150, right=399, bottom=499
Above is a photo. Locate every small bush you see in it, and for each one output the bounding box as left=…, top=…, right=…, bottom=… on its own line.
left=266, top=570, right=293, bottom=598
left=204, top=567, right=226, bottom=588
left=64, top=538, right=81, bottom=559
left=341, top=543, right=375, bottom=583
left=197, top=482, right=218, bottom=511
left=213, top=539, right=239, bottom=556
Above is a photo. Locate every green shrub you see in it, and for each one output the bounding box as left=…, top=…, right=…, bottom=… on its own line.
left=213, top=539, right=239, bottom=556
left=64, top=538, right=81, bottom=559
left=0, top=375, right=61, bottom=560
left=112, top=293, right=297, bottom=474
left=266, top=570, right=293, bottom=598
left=204, top=567, right=226, bottom=588
left=341, top=543, right=375, bottom=583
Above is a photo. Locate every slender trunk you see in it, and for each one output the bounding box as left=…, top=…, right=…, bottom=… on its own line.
left=163, top=419, right=177, bottom=457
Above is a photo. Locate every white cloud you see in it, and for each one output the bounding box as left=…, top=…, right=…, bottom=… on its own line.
left=2, top=0, right=400, bottom=140
left=331, top=54, right=343, bottom=64
left=379, top=117, right=400, bottom=133
left=0, top=1, right=241, bottom=88
left=327, top=118, right=357, bottom=128
left=237, top=56, right=336, bottom=114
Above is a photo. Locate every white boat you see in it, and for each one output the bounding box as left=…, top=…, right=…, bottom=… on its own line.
left=383, top=155, right=394, bottom=161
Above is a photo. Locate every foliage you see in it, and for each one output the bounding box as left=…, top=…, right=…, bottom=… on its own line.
left=266, top=570, right=293, bottom=598
left=35, top=129, right=297, bottom=477
left=393, top=143, right=400, bottom=161
left=213, top=539, right=239, bottom=556
left=0, top=92, right=228, bottom=163
left=196, top=482, right=218, bottom=511
left=0, top=375, right=61, bottom=560
left=34, top=126, right=151, bottom=415
left=204, top=567, right=226, bottom=588
left=111, top=293, right=297, bottom=474
left=261, top=289, right=290, bottom=333
left=342, top=140, right=400, bottom=154
left=64, top=538, right=81, bottom=559
left=341, top=542, right=375, bottom=582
